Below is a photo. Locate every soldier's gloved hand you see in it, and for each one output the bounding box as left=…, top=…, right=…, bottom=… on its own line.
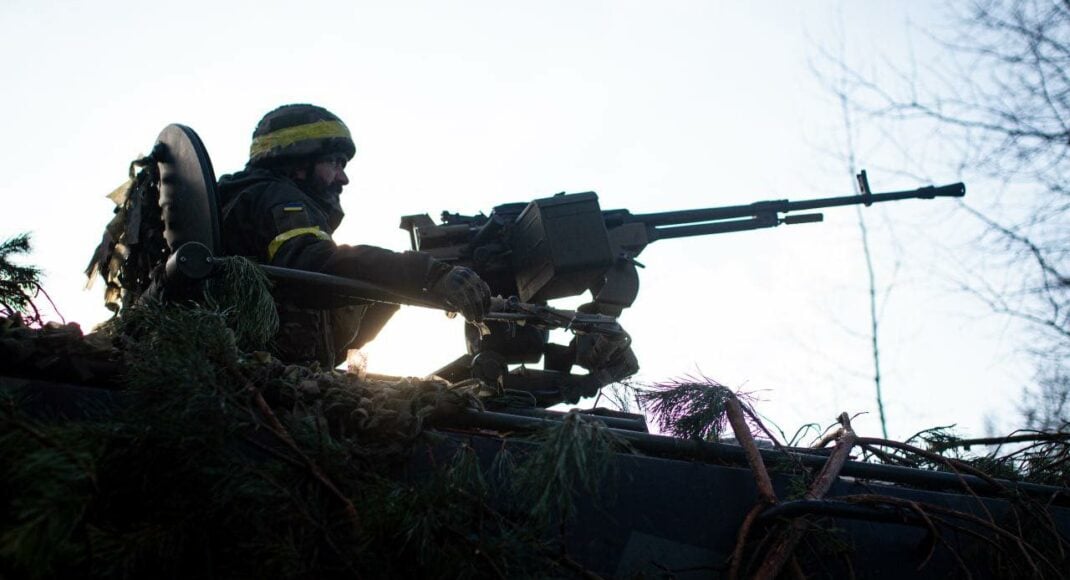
left=575, top=332, right=632, bottom=371
left=428, top=265, right=492, bottom=322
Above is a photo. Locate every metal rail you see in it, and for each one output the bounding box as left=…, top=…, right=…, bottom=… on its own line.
left=432, top=408, right=1070, bottom=505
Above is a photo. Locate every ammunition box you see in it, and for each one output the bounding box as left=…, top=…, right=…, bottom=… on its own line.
left=509, top=192, right=614, bottom=302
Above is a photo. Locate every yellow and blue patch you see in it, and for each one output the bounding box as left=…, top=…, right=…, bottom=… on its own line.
left=272, top=201, right=313, bottom=234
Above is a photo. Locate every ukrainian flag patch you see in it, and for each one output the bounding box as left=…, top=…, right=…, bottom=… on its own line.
left=272, top=201, right=313, bottom=232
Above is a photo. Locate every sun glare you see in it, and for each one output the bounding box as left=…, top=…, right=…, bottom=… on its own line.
left=358, top=306, right=467, bottom=377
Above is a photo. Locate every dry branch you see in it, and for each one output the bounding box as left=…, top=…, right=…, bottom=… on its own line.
left=726, top=394, right=779, bottom=580
left=811, top=426, right=844, bottom=449
left=726, top=397, right=777, bottom=504
left=755, top=412, right=858, bottom=580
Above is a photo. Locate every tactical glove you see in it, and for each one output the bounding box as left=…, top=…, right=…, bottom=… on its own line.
left=428, top=265, right=492, bottom=322
left=575, top=332, right=633, bottom=371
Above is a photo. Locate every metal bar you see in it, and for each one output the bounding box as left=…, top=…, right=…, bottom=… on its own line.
left=258, top=264, right=443, bottom=308
left=432, top=409, right=1069, bottom=504
left=626, top=202, right=789, bottom=227
left=491, top=407, right=650, bottom=432
left=758, top=499, right=927, bottom=527
left=650, top=216, right=779, bottom=240
left=260, top=264, right=616, bottom=333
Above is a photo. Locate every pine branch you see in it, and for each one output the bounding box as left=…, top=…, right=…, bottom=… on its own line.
left=247, top=385, right=362, bottom=531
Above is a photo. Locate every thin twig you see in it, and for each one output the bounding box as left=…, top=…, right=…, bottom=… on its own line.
left=866, top=439, right=1001, bottom=528
left=843, top=494, right=1061, bottom=578
left=930, top=432, right=1070, bottom=452
left=857, top=437, right=1010, bottom=494
left=739, top=403, right=787, bottom=448
left=898, top=498, right=968, bottom=576
left=248, top=385, right=362, bottom=531
left=811, top=427, right=844, bottom=449
left=859, top=443, right=910, bottom=466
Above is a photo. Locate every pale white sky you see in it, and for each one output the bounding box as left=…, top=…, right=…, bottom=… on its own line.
left=0, top=1, right=1032, bottom=439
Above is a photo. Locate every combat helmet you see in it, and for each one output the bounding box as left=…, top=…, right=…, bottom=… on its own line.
left=248, top=104, right=355, bottom=168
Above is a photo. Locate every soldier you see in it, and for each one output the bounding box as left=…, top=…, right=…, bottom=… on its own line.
left=217, top=104, right=491, bottom=367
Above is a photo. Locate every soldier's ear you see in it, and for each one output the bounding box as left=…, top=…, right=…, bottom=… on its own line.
left=290, top=159, right=320, bottom=181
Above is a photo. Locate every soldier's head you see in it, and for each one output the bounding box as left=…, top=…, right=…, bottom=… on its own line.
left=247, top=104, right=355, bottom=198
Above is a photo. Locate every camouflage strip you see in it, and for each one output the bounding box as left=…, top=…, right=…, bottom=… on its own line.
left=267, top=226, right=331, bottom=261
left=250, top=120, right=351, bottom=158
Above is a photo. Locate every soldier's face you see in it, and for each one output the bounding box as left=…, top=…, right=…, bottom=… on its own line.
left=311, top=154, right=350, bottom=196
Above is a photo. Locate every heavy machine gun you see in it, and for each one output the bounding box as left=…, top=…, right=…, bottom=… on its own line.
left=86, top=122, right=964, bottom=408
left=400, top=175, right=966, bottom=403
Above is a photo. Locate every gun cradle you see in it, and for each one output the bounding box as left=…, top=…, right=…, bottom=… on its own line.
left=401, top=192, right=642, bottom=407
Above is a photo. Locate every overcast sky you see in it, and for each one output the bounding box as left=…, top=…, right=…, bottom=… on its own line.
left=0, top=1, right=1030, bottom=440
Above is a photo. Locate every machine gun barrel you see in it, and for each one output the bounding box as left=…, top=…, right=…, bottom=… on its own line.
left=615, top=180, right=966, bottom=241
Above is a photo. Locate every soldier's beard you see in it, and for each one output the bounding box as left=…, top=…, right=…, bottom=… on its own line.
left=295, top=175, right=346, bottom=231
left=296, top=173, right=342, bottom=199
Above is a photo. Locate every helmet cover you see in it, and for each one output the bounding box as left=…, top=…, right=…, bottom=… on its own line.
left=248, top=104, right=356, bottom=168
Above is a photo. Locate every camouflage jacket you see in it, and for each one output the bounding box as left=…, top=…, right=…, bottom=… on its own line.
left=217, top=168, right=437, bottom=367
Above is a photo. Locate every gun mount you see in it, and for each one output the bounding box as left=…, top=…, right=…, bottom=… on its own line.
left=401, top=173, right=965, bottom=402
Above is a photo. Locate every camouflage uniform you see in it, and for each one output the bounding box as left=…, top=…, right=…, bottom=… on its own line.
left=217, top=167, right=442, bottom=367
left=216, top=104, right=489, bottom=369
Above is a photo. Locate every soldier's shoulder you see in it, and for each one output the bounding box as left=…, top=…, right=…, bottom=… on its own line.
left=219, top=169, right=309, bottom=211
left=219, top=168, right=286, bottom=192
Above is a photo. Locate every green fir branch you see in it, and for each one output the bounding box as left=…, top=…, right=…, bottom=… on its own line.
left=0, top=233, right=43, bottom=322
left=512, top=410, right=625, bottom=528
left=637, top=377, right=735, bottom=441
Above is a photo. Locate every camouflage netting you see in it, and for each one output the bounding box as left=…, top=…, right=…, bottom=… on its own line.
left=3, top=234, right=1069, bottom=578
left=1, top=251, right=622, bottom=579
